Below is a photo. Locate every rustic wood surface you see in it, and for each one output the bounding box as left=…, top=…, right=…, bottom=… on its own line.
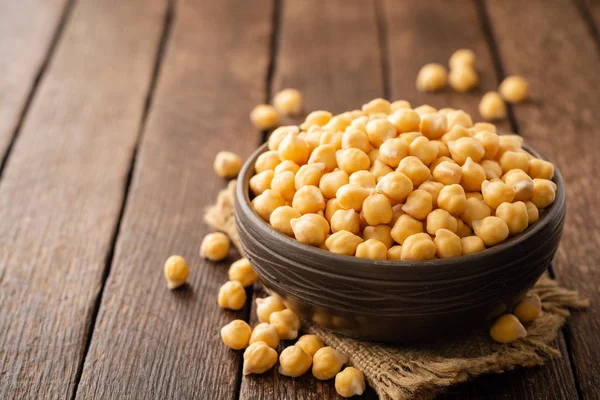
left=0, top=0, right=598, bottom=399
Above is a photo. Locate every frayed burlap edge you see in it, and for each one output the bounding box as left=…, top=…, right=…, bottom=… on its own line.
left=205, top=180, right=589, bottom=400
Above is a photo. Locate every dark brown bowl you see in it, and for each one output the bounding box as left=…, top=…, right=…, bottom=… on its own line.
left=235, top=143, right=566, bottom=342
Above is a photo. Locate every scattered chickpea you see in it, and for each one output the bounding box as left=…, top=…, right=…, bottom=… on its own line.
left=250, top=104, right=279, bottom=130
left=397, top=156, right=431, bottom=186
left=499, top=76, right=529, bottom=104
left=448, top=137, right=485, bottom=164
left=290, top=213, right=329, bottom=246
left=426, top=209, right=458, bottom=235
left=256, top=295, right=286, bottom=323
left=301, top=110, right=333, bottom=130
left=270, top=309, right=301, bottom=340
left=420, top=113, right=448, bottom=140
left=528, top=158, right=554, bottom=180
left=525, top=201, right=539, bottom=223
left=387, top=245, right=403, bottom=260
left=320, top=170, right=350, bottom=199
left=366, top=118, right=397, bottom=148
left=312, top=347, right=349, bottom=380
left=362, top=192, right=393, bottom=225
left=489, top=314, right=527, bottom=344
left=250, top=170, right=274, bottom=196
left=221, top=319, right=252, bottom=350
left=388, top=108, right=421, bottom=133
left=416, top=63, right=448, bottom=92
left=200, top=232, right=230, bottom=261
left=253, top=189, right=286, bottom=221
left=481, top=180, right=515, bottom=209
left=214, top=151, right=242, bottom=179
left=296, top=334, right=324, bottom=357
left=273, top=88, right=303, bottom=115
left=479, top=91, right=506, bottom=121
left=401, top=233, right=436, bottom=261
left=356, top=239, right=388, bottom=260
left=402, top=189, right=433, bottom=220
left=325, top=230, right=363, bottom=255
left=461, top=235, right=485, bottom=255
left=433, top=160, right=463, bottom=185
left=279, top=345, right=313, bottom=377
left=163, top=255, right=189, bottom=290
left=513, top=294, right=542, bottom=322
left=459, top=197, right=492, bottom=227
left=449, top=48, right=476, bottom=69
left=218, top=281, right=247, bottom=310
left=434, top=229, right=462, bottom=258
left=335, top=367, right=366, bottom=398
left=349, top=170, right=377, bottom=189
left=228, top=258, right=259, bottom=287
left=531, top=179, right=556, bottom=208
left=362, top=98, right=392, bottom=115
left=243, top=341, right=278, bottom=375
left=449, top=65, right=478, bottom=92
left=437, top=184, right=468, bottom=216
left=249, top=322, right=280, bottom=349
left=270, top=206, right=302, bottom=237
left=472, top=216, right=510, bottom=246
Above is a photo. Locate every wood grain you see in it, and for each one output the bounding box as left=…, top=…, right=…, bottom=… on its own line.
left=73, top=0, right=274, bottom=398
left=0, top=0, right=70, bottom=163
left=0, top=0, right=168, bottom=398
left=484, top=1, right=600, bottom=398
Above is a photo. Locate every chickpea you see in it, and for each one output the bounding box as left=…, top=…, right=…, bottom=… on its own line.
left=243, top=341, right=278, bottom=375
left=213, top=151, right=242, bottom=179
left=218, top=281, right=247, bottom=310
left=401, top=189, right=433, bottom=220
left=249, top=322, right=280, bottom=349
left=481, top=160, right=503, bottom=180
left=387, top=245, right=403, bottom=260
left=250, top=104, right=279, bottom=130
left=471, top=123, right=497, bottom=134
left=473, top=131, right=500, bottom=159
left=390, top=214, right=423, bottom=244
left=460, top=157, right=486, bottom=191
left=489, top=314, right=527, bottom=344
left=367, top=148, right=380, bottom=164
left=349, top=170, right=377, bottom=189
left=228, top=258, right=259, bottom=287
left=274, top=160, right=300, bottom=175
left=465, top=191, right=483, bottom=200
left=433, top=160, right=463, bottom=185
left=409, top=136, right=439, bottom=166
left=366, top=118, right=396, bottom=148
left=335, top=367, right=366, bottom=398
left=342, top=128, right=372, bottom=154
left=250, top=170, right=274, bottom=196
left=323, top=115, right=352, bottom=133
left=419, top=113, right=448, bottom=140
left=301, top=110, right=333, bottom=130
left=513, top=294, right=542, bottom=322
left=296, top=334, right=324, bottom=357
left=320, top=170, right=349, bottom=199
left=294, top=163, right=325, bottom=190
left=362, top=192, right=393, bottom=225
left=360, top=98, right=391, bottom=115
left=391, top=100, right=412, bottom=111
left=448, top=137, right=485, bottom=164
left=370, top=160, right=395, bottom=181
left=401, top=233, right=436, bottom=261
left=459, top=197, right=492, bottom=227
left=434, top=229, right=462, bottom=258
left=449, top=65, right=478, bottom=92
left=497, top=134, right=523, bottom=157
left=414, top=104, right=438, bottom=116
left=253, top=189, right=286, bottom=221
left=481, top=180, right=514, bottom=209
left=163, top=255, right=189, bottom=290
left=398, top=131, right=423, bottom=145
left=430, top=140, right=450, bottom=159
left=461, top=235, right=485, bottom=255
left=290, top=213, right=329, bottom=246
left=308, top=144, right=338, bottom=172
left=278, top=132, right=310, bottom=165
left=389, top=203, right=405, bottom=227
left=426, top=209, right=458, bottom=235
left=446, top=110, right=474, bottom=131
left=497, top=201, right=529, bottom=235
left=528, top=158, right=554, bottom=180
left=449, top=48, right=476, bottom=69
left=502, top=170, right=533, bottom=201
left=375, top=171, right=414, bottom=202
left=472, top=216, right=509, bottom=246
left=525, top=201, right=539, bottom=223
left=500, top=151, right=529, bottom=174
left=379, top=138, right=409, bottom=168
left=335, top=148, right=371, bottom=175
left=255, top=150, right=280, bottom=174
left=355, top=239, right=388, bottom=260
left=300, top=126, right=323, bottom=153
left=397, top=156, right=431, bottom=186
left=437, top=184, right=468, bottom=216
left=416, top=63, right=448, bottom=92
left=320, top=130, right=344, bottom=150
left=479, top=91, right=506, bottom=121
left=270, top=308, right=301, bottom=340
left=256, top=295, right=286, bottom=323
left=329, top=209, right=360, bottom=235
left=363, top=225, right=393, bottom=248
left=221, top=320, right=252, bottom=350
left=273, top=88, right=303, bottom=115
left=419, top=181, right=444, bottom=208
left=271, top=170, right=295, bottom=201
left=292, top=185, right=325, bottom=214
left=531, top=178, right=556, bottom=208
left=499, top=76, right=529, bottom=104
left=268, top=126, right=300, bottom=151
left=325, top=230, right=363, bottom=255
left=442, top=125, right=470, bottom=144
left=312, top=347, right=349, bottom=380
left=270, top=206, right=302, bottom=236
left=336, top=183, right=370, bottom=211
left=325, top=198, right=343, bottom=222
left=200, top=232, right=230, bottom=261
left=388, top=108, right=421, bottom=134
left=278, top=345, right=312, bottom=377
left=456, top=218, right=473, bottom=238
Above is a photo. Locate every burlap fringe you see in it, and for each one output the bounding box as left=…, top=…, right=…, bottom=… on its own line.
left=205, top=180, right=588, bottom=400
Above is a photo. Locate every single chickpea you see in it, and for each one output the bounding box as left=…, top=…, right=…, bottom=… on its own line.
left=497, top=134, right=523, bottom=157
left=433, top=160, right=463, bottom=185
left=472, top=216, right=510, bottom=246
left=426, top=209, right=458, bottom=235
left=320, top=130, right=344, bottom=150
left=471, top=122, right=497, bottom=133
left=481, top=160, right=503, bottom=180
left=401, top=233, right=437, bottom=261
left=330, top=209, right=360, bottom=234
left=419, top=113, right=448, bottom=140
left=296, top=334, right=324, bottom=357
left=269, top=126, right=300, bottom=151
left=325, top=198, right=343, bottom=222
left=369, top=160, right=394, bottom=181
left=336, top=183, right=370, bottom=212
left=379, top=138, right=409, bottom=168
left=335, top=367, right=366, bottom=398
left=456, top=218, right=473, bottom=238
left=449, top=65, right=478, bottom=92
left=221, top=319, right=252, bottom=350
left=434, top=229, right=462, bottom=258
left=375, top=171, right=414, bottom=202
left=414, top=104, right=438, bottom=116
left=342, top=128, right=372, bottom=154
left=295, top=163, right=325, bottom=190
left=228, top=258, right=259, bottom=287
left=459, top=197, right=492, bottom=227
left=270, top=206, right=302, bottom=236
left=419, top=180, right=444, bottom=208
left=200, top=232, right=230, bottom=261
left=349, top=170, right=377, bottom=189
left=243, top=341, right=278, bottom=375
left=253, top=189, right=286, bottom=221
left=499, top=76, right=529, bottom=104
left=292, top=185, right=325, bottom=214
left=461, top=235, right=485, bottom=255
left=402, top=189, right=433, bottom=220
left=449, top=48, right=476, bottom=69
left=273, top=88, right=303, bottom=115
left=461, top=157, right=486, bottom=192
left=356, top=239, right=388, bottom=260
left=496, top=201, right=529, bottom=236
left=513, top=294, right=542, bottom=322
left=531, top=178, right=556, bottom=208
left=255, top=150, right=281, bottom=174
left=249, top=322, right=280, bottom=349
left=430, top=140, right=450, bottom=158
left=502, top=170, right=533, bottom=201
left=387, top=245, right=403, bottom=260
left=525, top=201, right=539, bottom=224
left=325, top=230, right=363, bottom=255
left=409, top=136, right=439, bottom=166
left=301, top=110, right=333, bottom=130
left=479, top=91, right=507, bottom=121
left=416, top=63, right=448, bottom=92
left=274, top=159, right=300, bottom=175
left=489, top=314, right=527, bottom=344
left=271, top=170, right=296, bottom=201
left=290, top=213, right=329, bottom=246
left=218, top=281, right=247, bottom=310
left=528, top=158, right=555, bottom=180
left=474, top=131, right=500, bottom=160
left=363, top=225, right=393, bottom=248
left=446, top=110, right=474, bottom=130
left=397, top=156, right=431, bottom=186
left=320, top=170, right=349, bottom=199
left=270, top=308, right=301, bottom=340
left=391, top=214, right=424, bottom=244
left=388, top=109, right=421, bottom=133
left=437, top=184, right=468, bottom=216
left=278, top=345, right=312, bottom=377
left=362, top=98, right=392, bottom=115
left=366, top=118, right=397, bottom=148
left=362, top=192, right=393, bottom=225
left=448, top=137, right=485, bottom=164
left=442, top=125, right=470, bottom=144
left=256, top=295, right=286, bottom=323
left=278, top=132, right=310, bottom=165
left=308, top=144, right=338, bottom=172
left=214, top=151, right=242, bottom=179
left=481, top=180, right=515, bottom=209
left=250, top=170, right=274, bottom=196
left=312, top=347, right=349, bottom=380
left=323, top=115, right=352, bottom=133
left=250, top=104, right=279, bottom=130
left=336, top=148, right=371, bottom=175
left=163, top=255, right=189, bottom=290
left=391, top=100, right=412, bottom=111
left=500, top=151, right=529, bottom=174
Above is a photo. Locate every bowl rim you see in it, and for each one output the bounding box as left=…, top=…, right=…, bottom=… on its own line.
left=236, top=141, right=566, bottom=274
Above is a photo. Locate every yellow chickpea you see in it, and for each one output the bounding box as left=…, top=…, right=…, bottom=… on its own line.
left=433, top=160, right=462, bottom=185
left=473, top=131, right=500, bottom=159
left=402, top=189, right=433, bottom=220
left=500, top=151, right=529, bottom=174
left=270, top=308, right=301, bottom=340
left=456, top=218, right=473, bottom=238
left=249, top=322, right=280, bottom=349
left=301, top=110, right=333, bottom=130
left=269, top=126, right=300, bottom=151
left=363, top=225, right=393, bottom=248
left=335, top=367, right=366, bottom=398
left=446, top=110, right=474, bottom=130
left=495, top=201, right=529, bottom=235
left=531, top=178, right=556, bottom=208
left=296, top=334, right=324, bottom=357
left=325, top=198, right=343, bottom=222
left=497, top=134, right=523, bottom=157
left=388, top=109, right=421, bottom=133
left=489, top=314, right=527, bottom=344
left=290, top=213, right=329, bottom=246
left=434, top=229, right=462, bottom=258
left=481, top=180, right=515, bottom=209
left=391, top=99, right=412, bottom=111
left=379, top=138, right=409, bottom=168
left=349, top=170, right=377, bottom=189
left=472, top=216, right=509, bottom=246
left=243, top=341, right=278, bottom=375
left=401, top=233, right=436, bottom=261
left=270, top=206, right=302, bottom=236
left=320, top=130, right=344, bottom=150
left=460, top=157, right=486, bottom=191
left=200, top=232, right=230, bottom=261
left=335, top=148, right=371, bottom=175
left=278, top=132, right=310, bottom=165
left=214, top=151, right=242, bottom=179
left=295, top=163, right=325, bottom=190
left=459, top=197, right=492, bottom=227
left=426, top=209, right=458, bottom=235
left=414, top=104, right=438, bottom=116
left=397, top=156, right=431, bottom=186
left=528, top=158, right=554, bottom=180
left=323, top=115, right=352, bottom=133
left=292, top=185, right=325, bottom=214
left=449, top=48, right=476, bottom=69
left=256, top=295, right=286, bottom=323
left=499, top=76, right=529, bottom=104
left=449, top=65, right=478, bottom=93
left=389, top=203, right=405, bottom=227
left=391, top=214, right=424, bottom=244
left=461, top=235, right=485, bottom=255
left=342, top=128, right=372, bottom=154
left=273, top=88, right=303, bottom=115
left=367, top=148, right=380, bottom=164
left=278, top=345, right=312, bottom=377
left=502, top=169, right=533, bottom=201
left=336, top=183, right=370, bottom=212
left=320, top=170, right=349, bottom=199
left=250, top=104, right=279, bottom=130
left=250, top=170, right=274, bottom=196
left=229, top=258, right=259, bottom=287
left=419, top=113, right=448, bottom=140
left=362, top=192, right=393, bottom=225
left=369, top=160, right=395, bottom=181
left=299, top=129, right=321, bottom=153
left=375, top=171, right=414, bottom=202
left=437, top=184, right=468, bottom=216
left=330, top=209, right=360, bottom=234
left=466, top=191, right=483, bottom=200
left=163, top=255, right=189, bottom=290
left=221, top=319, right=252, bottom=350
left=409, top=136, right=439, bottom=166
left=255, top=150, right=281, bottom=174
left=350, top=115, right=369, bottom=132
left=356, top=239, right=388, bottom=260
left=525, top=201, right=539, bottom=223
left=308, top=144, right=338, bottom=172
left=270, top=170, right=296, bottom=201
left=481, top=160, right=503, bottom=180
left=274, top=159, right=300, bottom=175
left=325, top=230, right=364, bottom=255
left=398, top=131, right=423, bottom=145
left=362, top=98, right=392, bottom=115
left=448, top=137, right=485, bottom=164
left=430, top=140, right=450, bottom=158
left=471, top=122, right=497, bottom=134
left=416, top=63, right=448, bottom=92
left=312, top=347, right=349, bottom=380
left=366, top=118, right=397, bottom=148
left=218, top=281, right=247, bottom=310
left=479, top=91, right=506, bottom=121
left=513, top=294, right=542, bottom=322
left=441, top=125, right=470, bottom=144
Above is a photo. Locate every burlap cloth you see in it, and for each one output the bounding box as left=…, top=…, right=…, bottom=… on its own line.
left=206, top=180, right=589, bottom=400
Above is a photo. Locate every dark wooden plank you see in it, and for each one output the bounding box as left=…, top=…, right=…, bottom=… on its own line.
left=381, top=1, right=579, bottom=399
left=484, top=1, right=600, bottom=398
left=0, top=0, right=70, bottom=163
left=582, top=0, right=600, bottom=30
left=74, top=1, right=274, bottom=398
left=240, top=0, right=384, bottom=398
left=0, top=0, right=168, bottom=398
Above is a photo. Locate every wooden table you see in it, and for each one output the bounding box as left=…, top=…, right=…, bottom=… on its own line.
left=1, top=0, right=599, bottom=398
